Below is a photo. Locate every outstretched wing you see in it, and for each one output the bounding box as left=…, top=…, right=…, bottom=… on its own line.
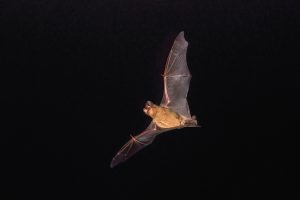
left=110, top=122, right=156, bottom=168
left=161, top=31, right=192, bottom=118
left=110, top=122, right=178, bottom=168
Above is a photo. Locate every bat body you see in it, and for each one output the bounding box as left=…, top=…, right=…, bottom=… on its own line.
left=111, top=31, right=199, bottom=168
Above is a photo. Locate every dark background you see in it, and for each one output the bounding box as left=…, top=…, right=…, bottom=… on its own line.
left=2, top=0, right=299, bottom=199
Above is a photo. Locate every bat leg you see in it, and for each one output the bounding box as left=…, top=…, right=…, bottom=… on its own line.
left=183, top=116, right=199, bottom=127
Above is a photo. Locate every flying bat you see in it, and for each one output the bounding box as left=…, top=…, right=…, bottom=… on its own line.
left=111, top=31, right=199, bottom=168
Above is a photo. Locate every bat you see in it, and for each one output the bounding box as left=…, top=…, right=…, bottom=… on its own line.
left=110, top=31, right=199, bottom=168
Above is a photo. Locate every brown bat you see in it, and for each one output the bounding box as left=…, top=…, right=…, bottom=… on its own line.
left=110, top=31, right=199, bottom=168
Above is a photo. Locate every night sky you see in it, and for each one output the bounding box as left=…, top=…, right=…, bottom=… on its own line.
left=2, top=0, right=299, bottom=199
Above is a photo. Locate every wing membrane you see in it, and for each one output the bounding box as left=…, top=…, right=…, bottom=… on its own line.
left=110, top=122, right=178, bottom=168
left=160, top=32, right=192, bottom=118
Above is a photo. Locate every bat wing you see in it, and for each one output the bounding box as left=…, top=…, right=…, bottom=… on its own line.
left=111, top=31, right=195, bottom=168
left=110, top=122, right=176, bottom=168
left=160, top=31, right=192, bottom=118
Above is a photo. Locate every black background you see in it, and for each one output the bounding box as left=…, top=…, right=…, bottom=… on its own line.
left=2, top=0, right=299, bottom=199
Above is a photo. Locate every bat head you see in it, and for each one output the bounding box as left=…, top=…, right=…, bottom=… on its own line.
left=143, top=101, right=158, bottom=118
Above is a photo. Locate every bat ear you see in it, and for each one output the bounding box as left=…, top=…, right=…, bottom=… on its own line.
left=146, top=101, right=153, bottom=106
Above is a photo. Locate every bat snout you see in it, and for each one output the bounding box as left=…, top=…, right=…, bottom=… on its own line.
left=143, top=108, right=148, bottom=114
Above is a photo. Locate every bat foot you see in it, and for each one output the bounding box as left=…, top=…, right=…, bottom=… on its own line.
left=183, top=115, right=199, bottom=127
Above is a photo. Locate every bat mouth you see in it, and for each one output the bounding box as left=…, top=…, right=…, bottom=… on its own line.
left=143, top=108, right=148, bottom=114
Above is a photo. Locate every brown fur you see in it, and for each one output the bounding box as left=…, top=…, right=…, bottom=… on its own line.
left=145, top=104, right=184, bottom=128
